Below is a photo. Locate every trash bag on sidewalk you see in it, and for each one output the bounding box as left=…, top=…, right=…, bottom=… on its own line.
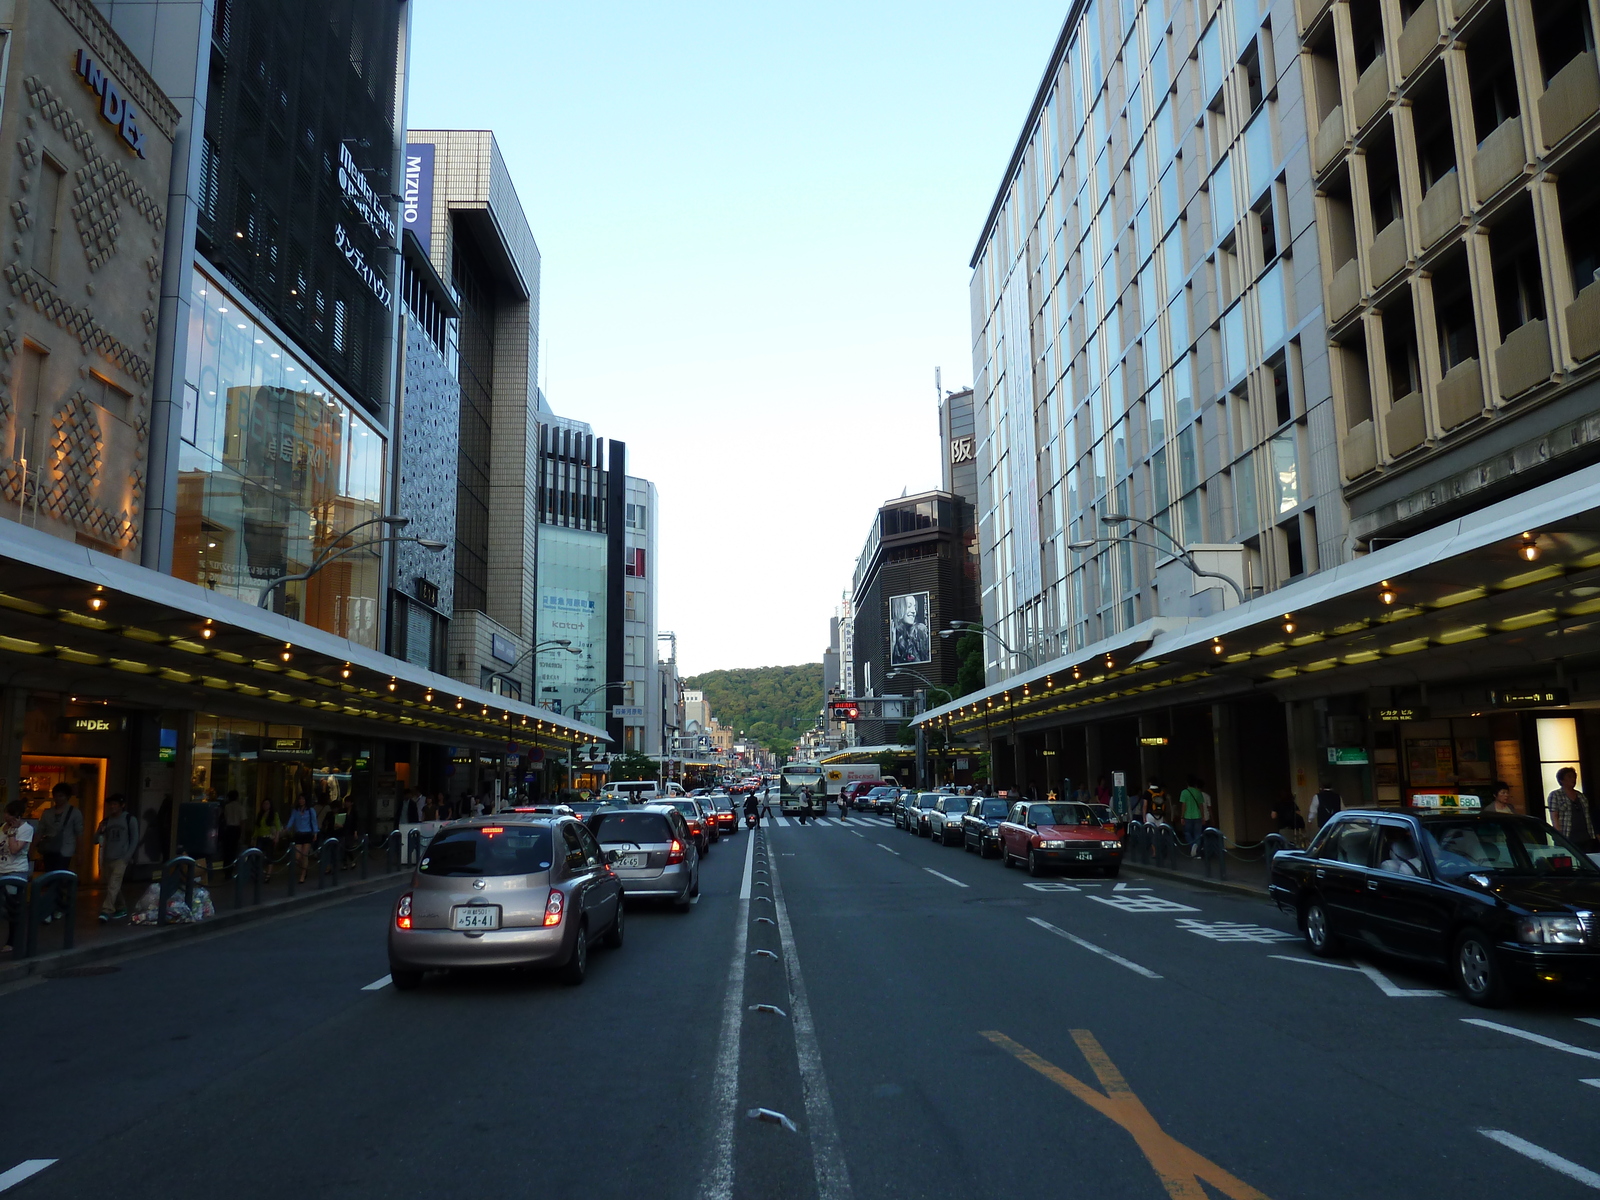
left=128, top=882, right=202, bottom=925
left=190, top=886, right=215, bottom=921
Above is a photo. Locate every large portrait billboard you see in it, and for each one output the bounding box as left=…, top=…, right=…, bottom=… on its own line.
left=889, top=592, right=931, bottom=666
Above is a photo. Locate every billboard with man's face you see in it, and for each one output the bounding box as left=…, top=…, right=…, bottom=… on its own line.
left=889, top=592, right=931, bottom=666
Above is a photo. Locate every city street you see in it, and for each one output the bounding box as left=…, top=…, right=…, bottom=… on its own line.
left=5, top=817, right=1600, bottom=1199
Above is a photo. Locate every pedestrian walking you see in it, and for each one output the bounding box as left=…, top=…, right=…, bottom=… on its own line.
left=35, top=783, right=82, bottom=922
left=94, top=794, right=139, bottom=922
left=251, top=798, right=282, bottom=881
left=220, top=789, right=245, bottom=875
left=284, top=794, right=318, bottom=884
left=1308, top=782, right=1342, bottom=830
left=837, top=793, right=847, bottom=820
left=1, top=801, right=34, bottom=953
left=1179, top=776, right=1209, bottom=855
left=1271, top=791, right=1305, bottom=845
left=1546, top=767, right=1595, bottom=851
left=798, top=787, right=813, bottom=825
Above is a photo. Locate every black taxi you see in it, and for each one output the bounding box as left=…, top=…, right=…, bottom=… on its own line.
left=1269, top=795, right=1600, bottom=1006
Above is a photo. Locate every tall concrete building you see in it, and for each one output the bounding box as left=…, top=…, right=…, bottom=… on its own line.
left=919, top=0, right=1600, bottom=838
left=620, top=474, right=659, bottom=753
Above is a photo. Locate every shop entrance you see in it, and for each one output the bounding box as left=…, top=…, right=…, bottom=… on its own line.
left=21, top=755, right=106, bottom=881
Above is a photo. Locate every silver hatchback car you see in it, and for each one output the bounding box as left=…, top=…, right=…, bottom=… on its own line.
left=387, top=816, right=624, bottom=990
left=589, top=805, right=700, bottom=909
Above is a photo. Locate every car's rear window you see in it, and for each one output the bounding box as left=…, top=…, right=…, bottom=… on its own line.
left=421, top=826, right=553, bottom=877
left=592, top=812, right=674, bottom=844
left=979, top=800, right=1008, bottom=817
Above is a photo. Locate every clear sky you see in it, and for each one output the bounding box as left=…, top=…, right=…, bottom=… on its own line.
left=407, top=1, right=1066, bottom=677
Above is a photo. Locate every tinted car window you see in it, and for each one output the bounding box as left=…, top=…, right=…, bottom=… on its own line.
left=977, top=800, right=1008, bottom=818
left=561, top=824, right=587, bottom=870
left=592, top=812, right=674, bottom=844
left=1423, top=818, right=1600, bottom=877
left=1028, top=804, right=1094, bottom=825
left=1321, top=818, right=1373, bottom=864
left=421, top=827, right=553, bottom=877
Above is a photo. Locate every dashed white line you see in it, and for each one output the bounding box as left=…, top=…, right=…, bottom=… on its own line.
left=875, top=843, right=900, bottom=856
left=1579, top=1017, right=1600, bottom=1031
left=849, top=830, right=865, bottom=838
left=1479, top=1129, right=1600, bottom=1189
left=738, top=829, right=756, bottom=901
left=1351, top=962, right=1445, bottom=998
left=923, top=868, right=969, bottom=888
left=1464, top=1018, right=1600, bottom=1062
left=0, top=1162, right=55, bottom=1193
left=1269, top=955, right=1360, bottom=972
left=774, top=815, right=791, bottom=827
left=701, top=837, right=756, bottom=1200
left=361, top=974, right=391, bottom=991
left=1583, top=1079, right=1600, bottom=1091
left=1027, top=917, right=1161, bottom=979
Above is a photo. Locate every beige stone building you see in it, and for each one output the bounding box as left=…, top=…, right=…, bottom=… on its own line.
left=0, top=0, right=176, bottom=559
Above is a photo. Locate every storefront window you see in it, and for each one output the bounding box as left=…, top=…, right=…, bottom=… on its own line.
left=175, top=269, right=387, bottom=647
left=192, top=715, right=367, bottom=824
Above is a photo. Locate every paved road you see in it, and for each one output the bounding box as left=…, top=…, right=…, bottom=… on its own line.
left=3, top=813, right=1599, bottom=1198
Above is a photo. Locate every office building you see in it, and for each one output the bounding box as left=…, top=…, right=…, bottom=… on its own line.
left=917, top=0, right=1600, bottom=840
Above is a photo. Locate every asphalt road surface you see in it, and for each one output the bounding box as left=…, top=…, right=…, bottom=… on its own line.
left=4, top=812, right=1600, bottom=1199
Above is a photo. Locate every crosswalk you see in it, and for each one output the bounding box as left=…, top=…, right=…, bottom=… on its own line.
left=767, top=814, right=899, bottom=828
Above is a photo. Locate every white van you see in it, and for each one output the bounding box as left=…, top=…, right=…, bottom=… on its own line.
left=608, top=780, right=661, bottom=803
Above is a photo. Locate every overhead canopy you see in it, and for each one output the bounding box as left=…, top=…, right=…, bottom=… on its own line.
left=0, top=518, right=609, bottom=749
left=819, top=745, right=915, bottom=763
left=916, top=457, right=1600, bottom=738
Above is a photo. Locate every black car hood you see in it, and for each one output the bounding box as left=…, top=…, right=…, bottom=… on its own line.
left=1486, top=875, right=1600, bottom=911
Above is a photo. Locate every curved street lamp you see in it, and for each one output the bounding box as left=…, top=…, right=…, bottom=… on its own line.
left=1067, top=513, right=1247, bottom=606
left=489, top=639, right=582, bottom=697
left=939, top=619, right=1037, bottom=668
left=257, top=515, right=446, bottom=609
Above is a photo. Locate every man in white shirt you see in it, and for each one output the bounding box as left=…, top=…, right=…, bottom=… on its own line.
left=1, top=801, right=34, bottom=953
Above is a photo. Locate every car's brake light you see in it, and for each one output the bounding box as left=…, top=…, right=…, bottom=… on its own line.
left=396, top=892, right=413, bottom=930
left=667, top=839, right=685, bottom=865
left=543, top=889, right=564, bottom=926
left=481, top=826, right=503, bottom=836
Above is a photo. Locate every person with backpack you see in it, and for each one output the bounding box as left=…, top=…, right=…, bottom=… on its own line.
left=35, top=783, right=83, bottom=923
left=94, top=793, right=139, bottom=922
left=1308, top=782, right=1343, bottom=830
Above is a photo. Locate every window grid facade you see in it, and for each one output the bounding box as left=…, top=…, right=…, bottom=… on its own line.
left=971, top=0, right=1341, bottom=681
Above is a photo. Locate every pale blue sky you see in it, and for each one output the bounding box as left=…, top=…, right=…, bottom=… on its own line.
left=408, top=1, right=1067, bottom=676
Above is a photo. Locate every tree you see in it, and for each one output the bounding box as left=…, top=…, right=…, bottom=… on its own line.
left=955, top=632, right=985, bottom=698
left=609, top=750, right=658, bottom=782
left=683, top=664, right=824, bottom=744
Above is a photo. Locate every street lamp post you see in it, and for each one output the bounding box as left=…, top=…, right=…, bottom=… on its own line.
left=490, top=639, right=580, bottom=699
left=889, top=667, right=954, bottom=789
left=257, top=514, right=447, bottom=610
left=1067, top=513, right=1247, bottom=606
left=939, top=620, right=1037, bottom=668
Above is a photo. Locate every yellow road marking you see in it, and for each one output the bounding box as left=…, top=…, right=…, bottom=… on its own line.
left=982, top=1030, right=1272, bottom=1200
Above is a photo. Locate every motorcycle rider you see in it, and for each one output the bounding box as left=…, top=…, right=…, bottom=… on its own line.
left=743, top=792, right=760, bottom=828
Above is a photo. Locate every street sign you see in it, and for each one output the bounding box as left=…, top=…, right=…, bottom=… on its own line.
left=1138, top=736, right=1169, bottom=746
left=1327, top=747, right=1369, bottom=764
left=1490, top=688, right=1569, bottom=708
left=1371, top=706, right=1428, bottom=722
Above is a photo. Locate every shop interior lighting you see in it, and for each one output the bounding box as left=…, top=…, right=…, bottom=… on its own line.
left=1519, top=532, right=1541, bottom=562
left=1378, top=581, right=1398, bottom=605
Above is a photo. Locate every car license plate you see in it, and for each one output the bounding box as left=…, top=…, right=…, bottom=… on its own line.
left=615, top=854, right=646, bottom=869
left=452, top=906, right=500, bottom=931
left=1075, top=851, right=1094, bottom=860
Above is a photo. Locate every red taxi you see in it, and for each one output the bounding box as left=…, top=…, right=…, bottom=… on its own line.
left=998, top=800, right=1123, bottom=877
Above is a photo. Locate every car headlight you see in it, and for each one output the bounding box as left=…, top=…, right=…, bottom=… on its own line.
left=1101, top=840, right=1122, bottom=849
left=1040, top=839, right=1067, bottom=849
left=1516, top=914, right=1588, bottom=945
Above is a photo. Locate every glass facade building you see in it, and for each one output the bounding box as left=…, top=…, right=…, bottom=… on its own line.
left=174, top=267, right=387, bottom=646
left=970, top=0, right=1341, bottom=680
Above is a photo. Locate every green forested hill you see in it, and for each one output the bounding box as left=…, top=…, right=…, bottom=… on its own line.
left=684, top=664, right=823, bottom=754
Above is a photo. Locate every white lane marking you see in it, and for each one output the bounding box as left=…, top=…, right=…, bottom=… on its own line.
left=814, top=817, right=834, bottom=826
left=1270, top=954, right=1361, bottom=972
left=1111, top=882, right=1150, bottom=892
left=700, top=846, right=755, bottom=1200
left=0, top=1162, right=56, bottom=1193
left=875, top=843, right=900, bottom=856
left=1478, top=1129, right=1600, bottom=1189
left=924, top=868, right=969, bottom=888
left=768, top=847, right=854, bottom=1200
left=1027, top=917, right=1162, bottom=979
left=849, top=830, right=865, bottom=838
left=1352, top=962, right=1445, bottom=998
left=693, top=894, right=702, bottom=905
left=1024, top=881, right=1080, bottom=892
left=1465, top=1018, right=1600, bottom=1062
left=361, top=974, right=391, bottom=991
left=1174, top=919, right=1296, bottom=943
left=739, top=828, right=756, bottom=901
left=774, top=815, right=790, bottom=827
left=1091, top=894, right=1200, bottom=914
left=1584, top=1079, right=1600, bottom=1090
left=1580, top=1017, right=1600, bottom=1031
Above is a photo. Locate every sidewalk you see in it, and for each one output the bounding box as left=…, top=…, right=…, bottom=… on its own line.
left=1121, top=843, right=1273, bottom=898
left=3, top=854, right=411, bottom=985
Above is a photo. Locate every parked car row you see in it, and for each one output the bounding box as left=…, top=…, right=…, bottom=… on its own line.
left=890, top=791, right=1124, bottom=877
left=387, top=794, right=743, bottom=991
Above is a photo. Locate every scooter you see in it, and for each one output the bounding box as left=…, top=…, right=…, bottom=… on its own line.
left=745, top=811, right=758, bottom=829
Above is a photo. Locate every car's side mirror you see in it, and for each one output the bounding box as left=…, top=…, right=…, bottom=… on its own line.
left=605, top=849, right=621, bottom=864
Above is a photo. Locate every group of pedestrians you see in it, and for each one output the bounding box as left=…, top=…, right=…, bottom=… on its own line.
left=244, top=791, right=361, bottom=885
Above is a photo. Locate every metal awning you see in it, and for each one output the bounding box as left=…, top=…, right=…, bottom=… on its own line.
left=818, top=744, right=915, bottom=762
left=0, top=518, right=609, bottom=748
left=917, top=457, right=1600, bottom=736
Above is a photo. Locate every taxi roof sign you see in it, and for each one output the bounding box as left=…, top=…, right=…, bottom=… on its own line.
left=1409, top=793, right=1482, bottom=811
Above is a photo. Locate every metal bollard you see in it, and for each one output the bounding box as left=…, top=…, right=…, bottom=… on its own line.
left=23, top=870, right=76, bottom=957
left=1201, top=827, right=1226, bottom=879
left=233, top=847, right=264, bottom=909
left=1263, top=833, right=1288, bottom=863
left=318, top=838, right=341, bottom=890
left=355, top=834, right=370, bottom=880
left=406, top=828, right=422, bottom=865
left=384, top=830, right=401, bottom=874
left=0, top=873, right=27, bottom=957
